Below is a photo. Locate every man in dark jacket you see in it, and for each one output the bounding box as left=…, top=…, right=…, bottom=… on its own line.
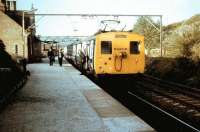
left=47, top=48, right=55, bottom=66
left=58, top=49, right=64, bottom=66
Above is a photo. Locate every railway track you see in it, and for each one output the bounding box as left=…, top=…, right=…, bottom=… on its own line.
left=128, top=74, right=200, bottom=131
left=69, top=58, right=200, bottom=131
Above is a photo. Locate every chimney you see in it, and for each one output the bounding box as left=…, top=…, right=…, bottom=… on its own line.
left=5, top=0, right=16, bottom=11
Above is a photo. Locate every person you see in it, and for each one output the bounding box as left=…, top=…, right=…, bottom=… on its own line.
left=58, top=49, right=64, bottom=66
left=79, top=50, right=86, bottom=74
left=20, top=58, right=27, bottom=73
left=47, top=48, right=55, bottom=66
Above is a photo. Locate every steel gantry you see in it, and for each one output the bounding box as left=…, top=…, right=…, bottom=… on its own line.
left=27, top=13, right=163, bottom=56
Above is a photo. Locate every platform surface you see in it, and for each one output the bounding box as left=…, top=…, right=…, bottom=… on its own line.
left=0, top=61, right=155, bottom=132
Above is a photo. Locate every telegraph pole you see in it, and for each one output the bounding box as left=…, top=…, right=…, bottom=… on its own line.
left=160, top=15, right=163, bottom=57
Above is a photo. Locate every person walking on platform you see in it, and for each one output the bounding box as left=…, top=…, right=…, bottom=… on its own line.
left=58, top=49, right=64, bottom=66
left=47, top=48, right=55, bottom=66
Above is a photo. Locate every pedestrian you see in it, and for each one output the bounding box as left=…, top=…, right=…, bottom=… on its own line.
left=58, top=49, right=64, bottom=66
left=79, top=50, right=86, bottom=74
left=20, top=58, right=27, bottom=73
left=47, top=48, right=55, bottom=66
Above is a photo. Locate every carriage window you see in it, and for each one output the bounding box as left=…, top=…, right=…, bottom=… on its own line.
left=101, top=41, right=112, bottom=54
left=130, top=41, right=140, bottom=54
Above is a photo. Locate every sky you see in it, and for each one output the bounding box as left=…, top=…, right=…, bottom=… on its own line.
left=16, top=0, right=200, bottom=36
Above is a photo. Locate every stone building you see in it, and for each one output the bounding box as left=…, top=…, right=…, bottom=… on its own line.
left=6, top=10, right=42, bottom=62
left=0, top=0, right=27, bottom=59
left=0, top=11, right=28, bottom=58
left=0, top=0, right=42, bottom=61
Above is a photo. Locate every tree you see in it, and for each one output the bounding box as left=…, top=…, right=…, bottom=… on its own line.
left=133, top=16, right=160, bottom=55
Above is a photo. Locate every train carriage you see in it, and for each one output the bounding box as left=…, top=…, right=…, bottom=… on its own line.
left=66, top=31, right=145, bottom=77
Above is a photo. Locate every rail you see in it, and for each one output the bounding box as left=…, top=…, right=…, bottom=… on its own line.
left=129, top=74, right=200, bottom=131
left=128, top=91, right=200, bottom=132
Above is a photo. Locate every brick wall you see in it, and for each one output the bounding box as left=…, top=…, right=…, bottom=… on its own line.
left=0, top=11, right=28, bottom=58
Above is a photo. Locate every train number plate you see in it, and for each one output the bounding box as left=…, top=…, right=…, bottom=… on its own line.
left=115, top=34, right=127, bottom=38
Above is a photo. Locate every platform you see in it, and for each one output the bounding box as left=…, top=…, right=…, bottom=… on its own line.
left=0, top=61, right=155, bottom=132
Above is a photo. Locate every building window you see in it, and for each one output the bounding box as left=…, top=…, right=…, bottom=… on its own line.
left=101, top=41, right=112, bottom=54
left=130, top=41, right=140, bottom=54
left=15, top=45, right=18, bottom=55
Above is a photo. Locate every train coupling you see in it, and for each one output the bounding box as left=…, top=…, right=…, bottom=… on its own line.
left=115, top=52, right=127, bottom=59
left=121, top=52, right=127, bottom=58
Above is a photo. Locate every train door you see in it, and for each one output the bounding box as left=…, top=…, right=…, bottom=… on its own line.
left=88, top=39, right=95, bottom=72
left=72, top=44, right=77, bottom=63
left=129, top=38, right=145, bottom=73
left=76, top=43, right=82, bottom=65
left=67, top=45, right=73, bottom=58
left=81, top=42, right=88, bottom=70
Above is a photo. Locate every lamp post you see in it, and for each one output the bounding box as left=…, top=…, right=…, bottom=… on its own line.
left=142, top=15, right=163, bottom=57
left=22, top=8, right=37, bottom=58
left=22, top=8, right=37, bottom=36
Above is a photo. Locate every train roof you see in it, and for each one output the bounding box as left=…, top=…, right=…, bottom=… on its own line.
left=94, top=30, right=142, bottom=36
left=94, top=31, right=144, bottom=38
left=67, top=31, right=143, bottom=46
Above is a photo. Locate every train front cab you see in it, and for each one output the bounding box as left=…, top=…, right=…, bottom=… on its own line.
left=94, top=32, right=145, bottom=77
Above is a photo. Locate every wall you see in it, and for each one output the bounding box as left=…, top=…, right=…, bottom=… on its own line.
left=0, top=11, right=28, bottom=58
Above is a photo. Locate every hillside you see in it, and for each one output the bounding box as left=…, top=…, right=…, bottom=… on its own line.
left=162, top=14, right=200, bottom=58
left=163, top=14, right=200, bottom=32
left=146, top=14, right=200, bottom=87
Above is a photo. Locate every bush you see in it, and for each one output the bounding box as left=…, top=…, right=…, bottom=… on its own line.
left=174, top=23, right=200, bottom=60
left=146, top=57, right=200, bottom=87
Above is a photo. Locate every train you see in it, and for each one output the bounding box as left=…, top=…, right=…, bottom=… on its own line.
left=66, top=31, right=145, bottom=77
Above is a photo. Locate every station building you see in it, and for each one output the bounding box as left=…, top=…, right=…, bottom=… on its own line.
left=0, top=0, right=42, bottom=62
left=0, top=0, right=27, bottom=59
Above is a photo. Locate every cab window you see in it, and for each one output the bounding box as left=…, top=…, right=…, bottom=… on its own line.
left=101, top=41, right=112, bottom=54
left=130, top=41, right=140, bottom=54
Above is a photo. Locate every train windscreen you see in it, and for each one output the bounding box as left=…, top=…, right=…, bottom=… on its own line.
left=101, top=41, right=112, bottom=54
left=130, top=41, right=140, bottom=54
